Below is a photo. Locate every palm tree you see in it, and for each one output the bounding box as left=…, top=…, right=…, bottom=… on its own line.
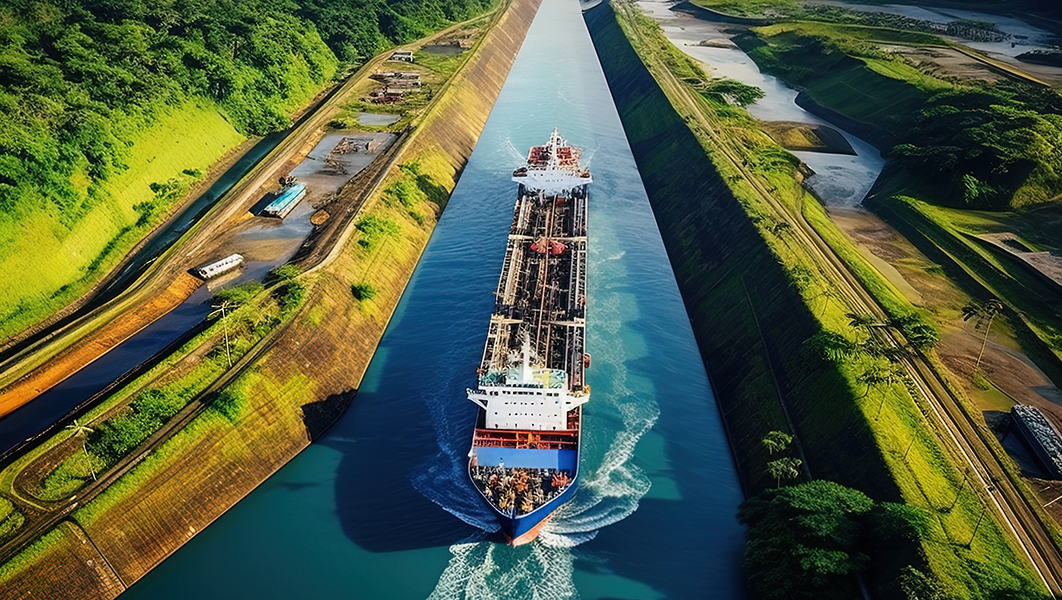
left=770, top=220, right=793, bottom=247
left=65, top=419, right=96, bottom=482
left=846, top=312, right=880, bottom=331
left=859, top=363, right=904, bottom=420
left=857, top=364, right=886, bottom=398
left=815, top=286, right=839, bottom=319
left=767, top=457, right=803, bottom=488
left=962, top=299, right=1003, bottom=375
left=762, top=431, right=793, bottom=455
left=806, top=330, right=861, bottom=363
left=209, top=300, right=234, bottom=368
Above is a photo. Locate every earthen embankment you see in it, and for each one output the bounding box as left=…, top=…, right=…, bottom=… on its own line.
left=584, top=1, right=898, bottom=499
left=0, top=0, right=542, bottom=597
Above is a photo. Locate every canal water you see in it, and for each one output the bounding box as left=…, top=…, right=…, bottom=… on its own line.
left=119, top=0, right=747, bottom=598
left=0, top=135, right=285, bottom=455
left=637, top=0, right=886, bottom=207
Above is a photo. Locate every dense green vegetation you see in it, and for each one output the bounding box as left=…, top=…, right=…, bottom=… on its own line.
left=27, top=270, right=304, bottom=502
left=890, top=86, right=1062, bottom=209
left=739, top=480, right=927, bottom=600
left=738, top=23, right=1062, bottom=210
left=595, top=3, right=1047, bottom=598
left=0, top=0, right=492, bottom=342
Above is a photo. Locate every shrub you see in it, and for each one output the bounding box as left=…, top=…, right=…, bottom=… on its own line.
left=351, top=283, right=377, bottom=300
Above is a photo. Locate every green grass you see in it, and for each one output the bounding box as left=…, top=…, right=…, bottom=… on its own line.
left=413, top=49, right=468, bottom=81
left=690, top=0, right=797, bottom=17
left=14, top=278, right=292, bottom=503
left=755, top=20, right=948, bottom=47
left=35, top=450, right=104, bottom=502
left=863, top=57, right=955, bottom=94
left=883, top=196, right=1062, bottom=366
left=610, top=4, right=1047, bottom=597
left=0, top=528, right=61, bottom=586
left=0, top=100, right=245, bottom=341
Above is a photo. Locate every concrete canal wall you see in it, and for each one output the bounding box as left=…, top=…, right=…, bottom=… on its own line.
left=583, top=2, right=899, bottom=500
left=0, top=1, right=543, bottom=597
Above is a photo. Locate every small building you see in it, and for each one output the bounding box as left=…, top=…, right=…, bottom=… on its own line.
left=369, top=87, right=405, bottom=104
left=390, top=49, right=414, bottom=63
left=332, top=136, right=380, bottom=154
left=194, top=254, right=244, bottom=279
left=1012, top=404, right=1062, bottom=479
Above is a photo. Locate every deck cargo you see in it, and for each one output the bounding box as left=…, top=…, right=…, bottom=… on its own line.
left=467, top=130, right=592, bottom=545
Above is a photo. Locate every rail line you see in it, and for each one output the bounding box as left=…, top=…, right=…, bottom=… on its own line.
left=616, top=2, right=1062, bottom=594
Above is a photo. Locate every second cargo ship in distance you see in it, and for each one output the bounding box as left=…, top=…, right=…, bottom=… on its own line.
left=467, top=129, right=592, bottom=545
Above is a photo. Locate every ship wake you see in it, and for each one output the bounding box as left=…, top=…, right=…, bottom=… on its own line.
left=428, top=538, right=579, bottom=600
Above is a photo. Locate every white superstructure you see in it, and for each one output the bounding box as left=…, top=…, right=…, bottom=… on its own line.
left=511, top=129, right=592, bottom=195
left=468, top=336, right=590, bottom=431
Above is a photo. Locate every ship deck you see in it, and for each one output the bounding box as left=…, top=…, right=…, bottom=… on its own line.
left=479, top=182, right=589, bottom=389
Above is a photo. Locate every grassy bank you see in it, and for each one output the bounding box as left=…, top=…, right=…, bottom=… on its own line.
left=733, top=18, right=1062, bottom=377
left=0, top=0, right=499, bottom=346
left=0, top=0, right=540, bottom=595
left=587, top=2, right=1045, bottom=597
left=0, top=101, right=245, bottom=342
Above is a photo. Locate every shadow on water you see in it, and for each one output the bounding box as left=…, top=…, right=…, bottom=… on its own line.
left=322, top=373, right=481, bottom=553
left=575, top=348, right=749, bottom=600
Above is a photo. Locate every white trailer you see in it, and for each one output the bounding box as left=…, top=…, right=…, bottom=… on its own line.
left=194, top=254, right=244, bottom=279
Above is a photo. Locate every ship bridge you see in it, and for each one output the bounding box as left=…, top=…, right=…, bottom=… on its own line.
left=468, top=336, right=588, bottom=431
left=511, top=129, right=592, bottom=195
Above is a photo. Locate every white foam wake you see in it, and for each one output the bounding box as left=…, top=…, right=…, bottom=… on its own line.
left=428, top=539, right=580, bottom=600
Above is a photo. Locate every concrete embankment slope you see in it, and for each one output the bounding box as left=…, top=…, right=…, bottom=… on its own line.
left=583, top=3, right=898, bottom=499
left=0, top=1, right=542, bottom=597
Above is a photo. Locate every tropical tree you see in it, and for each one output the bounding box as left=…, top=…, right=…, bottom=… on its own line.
left=889, top=313, right=940, bottom=350
left=762, top=431, right=793, bottom=455
left=769, top=219, right=793, bottom=247
left=65, top=419, right=97, bottom=482
left=814, top=285, right=840, bottom=319
left=767, top=457, right=803, bottom=488
left=962, top=299, right=1004, bottom=374
left=738, top=480, right=928, bottom=600
left=805, top=330, right=861, bottom=363
left=846, top=311, right=882, bottom=332
left=859, top=363, right=905, bottom=420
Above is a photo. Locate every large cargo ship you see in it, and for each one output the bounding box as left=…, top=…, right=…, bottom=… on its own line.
left=467, top=130, right=592, bottom=545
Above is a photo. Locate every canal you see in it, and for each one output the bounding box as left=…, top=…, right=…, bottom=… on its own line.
left=118, top=0, right=747, bottom=598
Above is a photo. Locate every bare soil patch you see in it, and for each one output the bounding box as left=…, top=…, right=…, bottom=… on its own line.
left=886, top=45, right=1004, bottom=83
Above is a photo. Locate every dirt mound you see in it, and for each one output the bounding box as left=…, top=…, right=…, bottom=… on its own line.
left=310, top=210, right=330, bottom=226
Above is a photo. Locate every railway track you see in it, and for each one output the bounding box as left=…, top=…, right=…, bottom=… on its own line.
left=616, top=3, right=1062, bottom=593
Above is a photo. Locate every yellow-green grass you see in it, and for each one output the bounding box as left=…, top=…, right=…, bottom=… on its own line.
left=755, top=20, right=948, bottom=48
left=863, top=57, right=956, bottom=93
left=0, top=528, right=62, bottom=586
left=885, top=196, right=1062, bottom=366
left=34, top=450, right=105, bottom=502
left=690, top=0, right=798, bottom=17
left=72, top=151, right=447, bottom=527
left=613, top=4, right=1046, bottom=596
left=0, top=496, right=22, bottom=544
left=0, top=100, right=246, bottom=341
left=23, top=283, right=292, bottom=503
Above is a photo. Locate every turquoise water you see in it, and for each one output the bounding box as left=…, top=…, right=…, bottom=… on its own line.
left=118, top=0, right=746, bottom=597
